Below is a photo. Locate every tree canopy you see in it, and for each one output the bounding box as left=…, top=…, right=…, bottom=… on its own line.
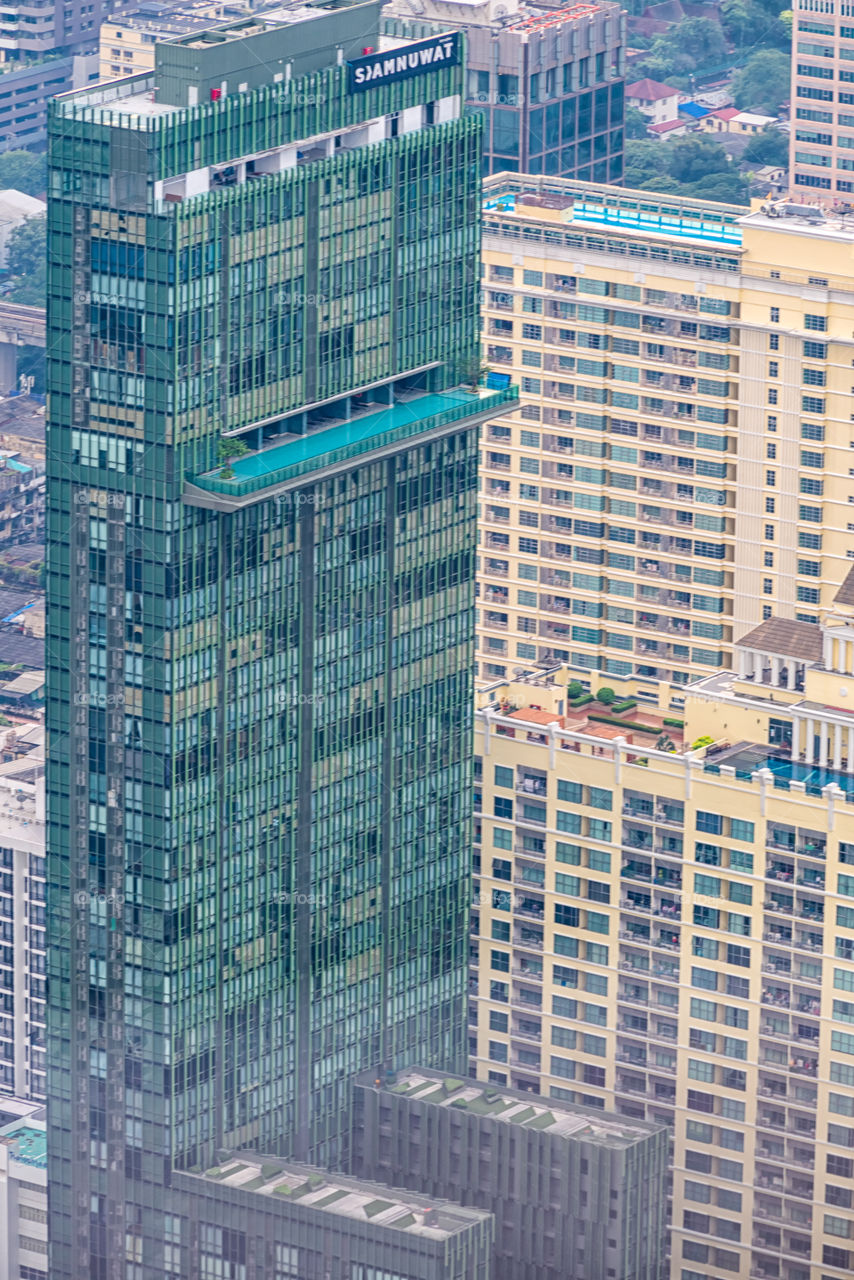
left=625, top=105, right=651, bottom=139
left=742, top=126, right=789, bottom=167
left=731, top=49, right=791, bottom=114
left=0, top=151, right=46, bottom=198
left=5, top=215, right=46, bottom=306
left=632, top=16, right=727, bottom=81
left=624, top=137, right=749, bottom=205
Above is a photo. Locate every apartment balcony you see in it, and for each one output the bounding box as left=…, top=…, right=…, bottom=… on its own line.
left=615, top=1076, right=648, bottom=1097
left=514, top=842, right=545, bottom=860
left=619, top=986, right=649, bottom=1004
left=517, top=777, right=547, bottom=798
left=513, top=933, right=544, bottom=953
left=622, top=803, right=655, bottom=820
left=616, top=1053, right=648, bottom=1067
left=618, top=1020, right=649, bottom=1036
left=652, top=962, right=679, bottom=982
left=484, top=560, right=509, bottom=577
left=511, top=991, right=542, bottom=1011
left=761, top=987, right=790, bottom=1009
left=511, top=1024, right=541, bottom=1042
left=620, top=930, right=651, bottom=945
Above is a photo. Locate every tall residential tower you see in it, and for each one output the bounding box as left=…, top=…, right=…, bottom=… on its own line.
left=44, top=7, right=511, bottom=1277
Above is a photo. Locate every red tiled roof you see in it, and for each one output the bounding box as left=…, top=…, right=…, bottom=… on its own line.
left=710, top=107, right=739, bottom=120
left=648, top=119, right=685, bottom=134
left=626, top=77, right=679, bottom=102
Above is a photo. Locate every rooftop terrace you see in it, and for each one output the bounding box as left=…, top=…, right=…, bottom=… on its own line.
left=483, top=173, right=746, bottom=250
left=381, top=1070, right=659, bottom=1147
left=0, top=1121, right=47, bottom=1168
left=189, top=1156, right=490, bottom=1237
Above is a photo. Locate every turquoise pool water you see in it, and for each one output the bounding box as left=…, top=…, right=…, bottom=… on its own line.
left=225, top=391, right=477, bottom=480
left=484, top=192, right=743, bottom=246
left=571, top=202, right=743, bottom=245
left=706, top=748, right=854, bottom=796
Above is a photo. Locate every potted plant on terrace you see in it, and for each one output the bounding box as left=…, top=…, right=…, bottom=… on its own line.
left=218, top=436, right=250, bottom=479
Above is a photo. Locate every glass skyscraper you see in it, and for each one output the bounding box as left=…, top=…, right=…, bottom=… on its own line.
left=44, top=5, right=514, bottom=1276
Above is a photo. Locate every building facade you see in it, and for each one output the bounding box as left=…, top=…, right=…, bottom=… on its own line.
left=471, top=619, right=854, bottom=1280
left=174, top=1155, right=495, bottom=1280
left=789, top=0, right=854, bottom=201
left=0, top=0, right=102, bottom=60
left=0, top=53, right=97, bottom=153
left=45, top=6, right=511, bottom=1278
left=0, top=735, right=45, bottom=1103
left=478, top=175, right=854, bottom=694
left=97, top=0, right=248, bottom=83
left=0, top=1100, right=46, bottom=1280
left=381, top=0, right=626, bottom=180
left=353, top=1068, right=668, bottom=1280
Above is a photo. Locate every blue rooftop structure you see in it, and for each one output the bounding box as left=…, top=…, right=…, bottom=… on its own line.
left=484, top=184, right=745, bottom=247
left=679, top=101, right=709, bottom=119
left=0, top=1121, right=47, bottom=1168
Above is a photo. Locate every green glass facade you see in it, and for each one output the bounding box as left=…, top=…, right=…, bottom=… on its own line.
left=45, top=7, right=513, bottom=1277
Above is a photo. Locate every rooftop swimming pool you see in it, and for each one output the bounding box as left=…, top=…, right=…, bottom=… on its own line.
left=226, top=391, right=478, bottom=480
left=705, top=747, right=854, bottom=797
left=484, top=193, right=743, bottom=246
left=187, top=385, right=517, bottom=502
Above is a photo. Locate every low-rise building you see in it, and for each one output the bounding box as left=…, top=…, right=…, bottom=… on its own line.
left=174, top=1155, right=495, bottom=1280
left=353, top=1068, right=668, bottom=1280
left=0, top=454, right=43, bottom=545
left=626, top=76, right=681, bottom=123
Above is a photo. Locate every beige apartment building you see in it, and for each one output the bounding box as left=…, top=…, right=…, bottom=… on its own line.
left=98, top=2, right=238, bottom=81
left=478, top=175, right=854, bottom=698
left=790, top=0, right=854, bottom=200
left=472, top=584, right=854, bottom=1279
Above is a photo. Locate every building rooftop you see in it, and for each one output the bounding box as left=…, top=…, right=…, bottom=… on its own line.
left=190, top=1155, right=491, bottom=1237
left=173, top=4, right=327, bottom=48
left=484, top=176, right=745, bottom=245
left=740, top=199, right=854, bottom=241
left=626, top=76, right=678, bottom=101
left=738, top=616, right=824, bottom=664
left=0, top=1120, right=47, bottom=1169
left=835, top=565, right=854, bottom=608
left=648, top=118, right=685, bottom=134
left=381, top=1070, right=661, bottom=1147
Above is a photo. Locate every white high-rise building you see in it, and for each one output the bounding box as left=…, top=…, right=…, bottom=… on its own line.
left=0, top=726, right=44, bottom=1102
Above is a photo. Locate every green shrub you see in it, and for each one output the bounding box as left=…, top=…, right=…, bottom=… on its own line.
left=569, top=693, right=595, bottom=708
left=596, top=686, right=617, bottom=705
left=610, top=698, right=637, bottom=714
left=586, top=714, right=663, bottom=735
left=567, top=679, right=585, bottom=699
left=663, top=717, right=685, bottom=729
